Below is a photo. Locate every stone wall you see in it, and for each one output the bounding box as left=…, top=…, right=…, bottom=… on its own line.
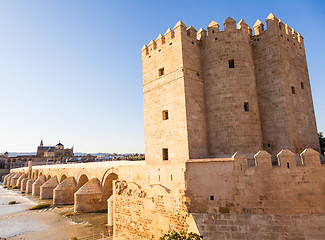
left=112, top=162, right=188, bottom=239
left=185, top=149, right=325, bottom=215
left=192, top=213, right=325, bottom=240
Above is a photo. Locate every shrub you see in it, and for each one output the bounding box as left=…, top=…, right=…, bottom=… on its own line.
left=29, top=203, right=51, bottom=210
left=8, top=201, right=17, bottom=205
left=3, top=186, right=8, bottom=188
left=160, top=230, right=203, bottom=240
left=71, top=237, right=78, bottom=240
left=64, top=212, right=74, bottom=217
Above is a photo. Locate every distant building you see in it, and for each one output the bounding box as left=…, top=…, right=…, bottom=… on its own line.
left=36, top=140, right=74, bottom=158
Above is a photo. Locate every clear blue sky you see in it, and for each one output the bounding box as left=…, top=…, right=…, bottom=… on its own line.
left=0, top=0, right=324, bottom=153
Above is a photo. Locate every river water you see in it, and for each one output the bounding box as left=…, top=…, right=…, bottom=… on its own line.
left=0, top=185, right=108, bottom=240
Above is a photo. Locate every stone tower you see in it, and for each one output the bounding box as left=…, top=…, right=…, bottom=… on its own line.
left=252, top=13, right=319, bottom=154
left=141, top=13, right=320, bottom=163
left=142, top=21, right=208, bottom=164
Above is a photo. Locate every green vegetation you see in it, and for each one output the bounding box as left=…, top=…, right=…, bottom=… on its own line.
left=9, top=185, right=18, bottom=190
left=29, top=203, right=51, bottom=210
left=64, top=212, right=74, bottom=217
left=3, top=185, right=8, bottom=188
left=21, top=191, right=25, bottom=193
left=319, top=132, right=325, bottom=155
left=70, top=237, right=78, bottom=240
left=160, top=231, right=203, bottom=240
left=8, top=201, right=17, bottom=205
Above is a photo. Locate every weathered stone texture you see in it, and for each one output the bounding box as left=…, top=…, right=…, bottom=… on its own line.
left=142, top=14, right=319, bottom=162
left=40, top=175, right=58, bottom=199
left=193, top=213, right=325, bottom=240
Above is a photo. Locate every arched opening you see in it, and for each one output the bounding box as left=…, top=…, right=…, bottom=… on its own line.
left=102, top=173, right=118, bottom=202
left=77, top=174, right=89, bottom=189
left=102, top=173, right=118, bottom=229
left=47, top=175, right=51, bottom=180
left=60, top=174, right=67, bottom=183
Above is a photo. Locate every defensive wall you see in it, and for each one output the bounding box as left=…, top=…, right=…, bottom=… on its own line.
left=3, top=148, right=325, bottom=239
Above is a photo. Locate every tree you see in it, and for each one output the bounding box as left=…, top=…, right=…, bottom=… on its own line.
left=319, top=132, right=325, bottom=155
left=159, top=231, right=203, bottom=240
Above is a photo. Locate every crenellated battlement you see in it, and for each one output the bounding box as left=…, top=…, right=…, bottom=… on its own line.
left=142, top=13, right=305, bottom=56
left=241, top=148, right=322, bottom=169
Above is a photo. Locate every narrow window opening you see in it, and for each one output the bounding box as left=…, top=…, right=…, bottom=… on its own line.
left=287, top=38, right=289, bottom=41
left=287, top=162, right=290, bottom=169
left=210, top=195, right=214, bottom=201
left=158, top=175, right=160, bottom=181
left=301, top=82, right=304, bottom=89
left=280, top=34, right=283, bottom=37
left=158, top=168, right=160, bottom=171
left=196, top=73, right=199, bottom=76
left=279, top=23, right=282, bottom=30
left=162, top=110, right=169, bottom=120
left=229, top=59, right=235, bottom=68
left=170, top=175, right=173, bottom=181
left=192, top=41, right=194, bottom=44
left=212, top=30, right=215, bottom=33
left=267, top=143, right=271, bottom=147
left=291, top=86, right=295, bottom=94
left=158, top=49, right=161, bottom=52
left=159, top=67, right=164, bottom=76
left=162, top=148, right=168, bottom=160
left=187, top=31, right=190, bottom=36
left=244, top=102, right=249, bottom=112
left=169, top=42, right=172, bottom=45
left=215, top=37, right=218, bottom=40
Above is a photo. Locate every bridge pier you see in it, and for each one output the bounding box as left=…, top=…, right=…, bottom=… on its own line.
left=17, top=173, right=26, bottom=188
left=10, top=173, right=21, bottom=186
left=53, top=176, right=77, bottom=205
left=32, top=175, right=46, bottom=196
left=26, top=179, right=35, bottom=194
left=21, top=178, right=29, bottom=192
left=107, top=195, right=114, bottom=227
left=74, top=178, right=105, bottom=213
left=3, top=173, right=13, bottom=185
left=40, top=176, right=59, bottom=199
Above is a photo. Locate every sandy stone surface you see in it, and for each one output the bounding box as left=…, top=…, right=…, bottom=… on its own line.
left=0, top=186, right=110, bottom=240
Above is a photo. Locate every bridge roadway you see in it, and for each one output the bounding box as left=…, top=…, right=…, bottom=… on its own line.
left=2, top=160, right=145, bottom=214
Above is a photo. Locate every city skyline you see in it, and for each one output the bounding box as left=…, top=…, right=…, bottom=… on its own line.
left=0, top=0, right=324, bottom=153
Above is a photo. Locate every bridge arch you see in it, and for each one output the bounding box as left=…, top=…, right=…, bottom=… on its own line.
left=77, top=174, right=90, bottom=189
left=59, top=173, right=68, bottom=183
left=102, top=172, right=118, bottom=202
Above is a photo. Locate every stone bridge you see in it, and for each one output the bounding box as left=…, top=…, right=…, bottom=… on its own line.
left=2, top=161, right=145, bottom=222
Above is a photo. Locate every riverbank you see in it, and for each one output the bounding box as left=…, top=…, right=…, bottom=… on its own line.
left=0, top=185, right=110, bottom=240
